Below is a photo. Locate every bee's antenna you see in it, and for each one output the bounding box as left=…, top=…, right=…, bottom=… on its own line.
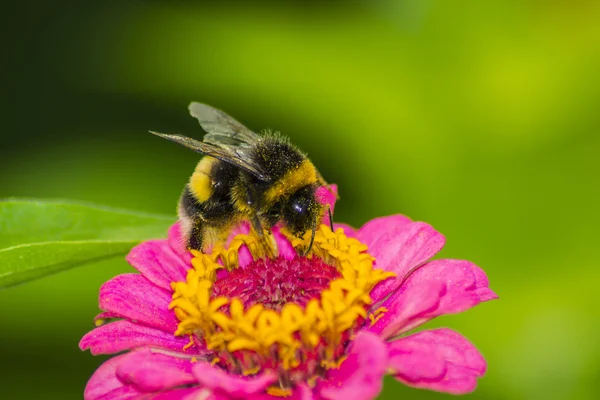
left=303, top=220, right=317, bottom=257
left=328, top=207, right=334, bottom=231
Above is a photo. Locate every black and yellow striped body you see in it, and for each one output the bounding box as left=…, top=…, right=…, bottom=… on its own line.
left=178, top=156, right=240, bottom=250
left=178, top=134, right=324, bottom=251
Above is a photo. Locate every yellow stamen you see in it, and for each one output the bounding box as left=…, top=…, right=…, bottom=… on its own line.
left=242, top=366, right=261, bottom=376
left=369, top=307, right=389, bottom=326
left=183, top=336, right=194, bottom=350
left=169, top=225, right=395, bottom=375
left=266, top=387, right=293, bottom=397
left=211, top=231, right=277, bottom=269
left=321, top=355, right=347, bottom=369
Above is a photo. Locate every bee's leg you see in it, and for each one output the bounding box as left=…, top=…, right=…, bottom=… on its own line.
left=250, top=214, right=278, bottom=258
left=303, top=220, right=317, bottom=257
left=188, top=219, right=204, bottom=251
left=250, top=213, right=264, bottom=238
left=328, top=207, right=334, bottom=231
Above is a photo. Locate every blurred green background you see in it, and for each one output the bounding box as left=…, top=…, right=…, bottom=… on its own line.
left=2, top=1, right=599, bottom=399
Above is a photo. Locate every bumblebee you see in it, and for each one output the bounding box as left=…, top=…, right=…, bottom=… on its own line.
left=151, top=102, right=333, bottom=254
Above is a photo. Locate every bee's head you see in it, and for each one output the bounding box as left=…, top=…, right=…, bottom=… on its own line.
left=282, top=185, right=323, bottom=238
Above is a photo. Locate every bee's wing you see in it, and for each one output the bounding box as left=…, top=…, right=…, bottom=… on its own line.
left=188, top=102, right=261, bottom=147
left=150, top=131, right=270, bottom=181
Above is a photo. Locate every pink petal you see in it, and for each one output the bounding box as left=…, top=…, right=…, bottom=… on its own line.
left=93, top=311, right=121, bottom=323
left=99, top=274, right=179, bottom=333
left=248, top=384, right=313, bottom=400
left=388, top=328, right=487, bottom=394
left=272, top=227, right=297, bottom=261
left=126, top=239, right=189, bottom=291
left=297, top=384, right=314, bottom=400
left=192, top=362, right=277, bottom=397
left=367, top=280, right=444, bottom=338
left=95, top=387, right=141, bottom=400
left=318, top=332, right=388, bottom=400
left=79, top=320, right=197, bottom=355
left=116, top=348, right=197, bottom=392
left=334, top=223, right=357, bottom=239
left=356, top=214, right=412, bottom=245
left=84, top=353, right=141, bottom=400
left=369, top=259, right=498, bottom=339
left=151, top=388, right=222, bottom=400
left=315, top=184, right=338, bottom=219
left=368, top=220, right=446, bottom=303
left=236, top=244, right=254, bottom=269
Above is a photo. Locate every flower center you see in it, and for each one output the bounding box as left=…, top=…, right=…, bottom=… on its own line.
left=212, top=256, right=341, bottom=311
left=169, top=225, right=395, bottom=394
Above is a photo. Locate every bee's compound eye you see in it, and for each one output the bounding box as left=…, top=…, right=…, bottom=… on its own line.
left=283, top=186, right=317, bottom=235
left=292, top=201, right=307, bottom=215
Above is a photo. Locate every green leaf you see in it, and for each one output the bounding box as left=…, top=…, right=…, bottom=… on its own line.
left=0, top=199, right=174, bottom=288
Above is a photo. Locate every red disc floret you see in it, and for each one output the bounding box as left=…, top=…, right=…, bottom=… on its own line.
left=212, top=256, right=341, bottom=311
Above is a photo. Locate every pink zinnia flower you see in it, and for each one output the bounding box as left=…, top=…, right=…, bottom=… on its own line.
left=80, top=187, right=497, bottom=399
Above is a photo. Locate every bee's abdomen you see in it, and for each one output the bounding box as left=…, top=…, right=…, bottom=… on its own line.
left=180, top=185, right=204, bottom=217
left=189, top=156, right=217, bottom=203
left=179, top=158, right=241, bottom=251
left=185, top=157, right=240, bottom=219
left=201, top=160, right=239, bottom=225
left=178, top=184, right=204, bottom=250
left=209, top=158, right=239, bottom=199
